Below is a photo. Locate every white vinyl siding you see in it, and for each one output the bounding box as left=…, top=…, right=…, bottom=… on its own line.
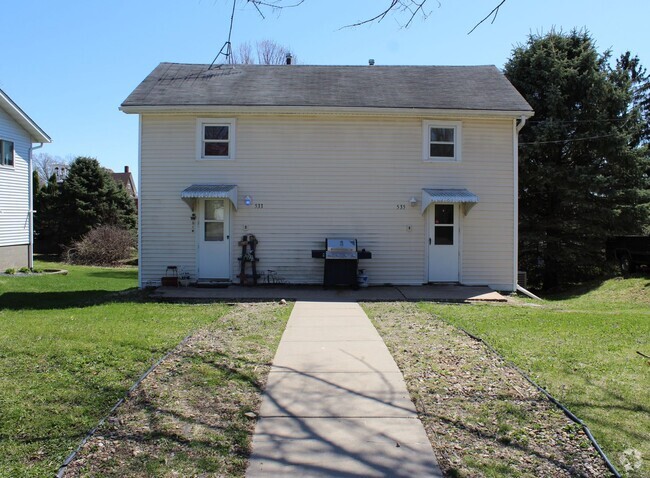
left=139, top=114, right=515, bottom=289
left=0, top=107, right=32, bottom=247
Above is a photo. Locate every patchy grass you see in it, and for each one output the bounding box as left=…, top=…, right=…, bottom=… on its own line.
left=65, top=303, right=291, bottom=477
left=364, top=302, right=610, bottom=477
left=0, top=261, right=237, bottom=477
left=419, top=276, right=650, bottom=477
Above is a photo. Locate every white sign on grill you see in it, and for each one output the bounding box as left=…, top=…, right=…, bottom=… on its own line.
left=325, top=238, right=357, bottom=259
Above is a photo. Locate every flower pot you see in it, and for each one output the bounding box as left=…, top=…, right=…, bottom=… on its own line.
left=161, top=276, right=178, bottom=287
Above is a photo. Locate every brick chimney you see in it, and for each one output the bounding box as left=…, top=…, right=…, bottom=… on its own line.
left=124, top=166, right=130, bottom=173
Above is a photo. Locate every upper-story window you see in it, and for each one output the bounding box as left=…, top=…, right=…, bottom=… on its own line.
left=422, top=121, right=462, bottom=162
left=196, top=118, right=236, bottom=160
left=0, top=140, right=14, bottom=167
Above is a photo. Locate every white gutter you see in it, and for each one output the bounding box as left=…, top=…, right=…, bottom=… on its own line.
left=28, top=143, right=44, bottom=269
left=514, top=115, right=528, bottom=291
left=516, top=115, right=528, bottom=133
left=119, top=104, right=535, bottom=119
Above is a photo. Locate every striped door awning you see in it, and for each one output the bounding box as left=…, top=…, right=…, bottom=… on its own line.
left=181, top=184, right=238, bottom=209
left=421, top=188, right=479, bottom=215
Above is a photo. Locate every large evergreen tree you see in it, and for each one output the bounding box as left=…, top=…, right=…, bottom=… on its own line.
left=504, top=30, right=650, bottom=289
left=34, top=157, right=137, bottom=252
left=58, top=157, right=136, bottom=247
left=33, top=172, right=63, bottom=253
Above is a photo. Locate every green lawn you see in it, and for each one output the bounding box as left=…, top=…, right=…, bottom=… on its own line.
left=420, top=276, right=650, bottom=477
left=0, top=261, right=230, bottom=477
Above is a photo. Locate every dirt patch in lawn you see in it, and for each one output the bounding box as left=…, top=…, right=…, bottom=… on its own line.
left=364, top=302, right=611, bottom=478
left=64, top=302, right=290, bottom=478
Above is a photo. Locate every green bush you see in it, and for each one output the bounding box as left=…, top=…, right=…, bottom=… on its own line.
left=4, top=268, right=15, bottom=275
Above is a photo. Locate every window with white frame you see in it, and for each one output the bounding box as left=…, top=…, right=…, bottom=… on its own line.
left=0, top=140, right=14, bottom=167
left=196, top=118, right=236, bottom=160
left=422, top=121, right=462, bottom=162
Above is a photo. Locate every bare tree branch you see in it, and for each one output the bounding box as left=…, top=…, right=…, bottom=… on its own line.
left=467, top=0, right=506, bottom=35
left=233, top=41, right=255, bottom=64
left=247, top=0, right=304, bottom=10
left=341, top=0, right=402, bottom=28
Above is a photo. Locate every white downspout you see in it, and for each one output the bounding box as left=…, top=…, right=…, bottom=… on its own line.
left=137, top=115, right=142, bottom=288
left=29, top=143, right=44, bottom=269
left=513, top=116, right=527, bottom=292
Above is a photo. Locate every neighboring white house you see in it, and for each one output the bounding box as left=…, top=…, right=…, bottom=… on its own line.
left=121, top=63, right=533, bottom=290
left=0, top=88, right=51, bottom=270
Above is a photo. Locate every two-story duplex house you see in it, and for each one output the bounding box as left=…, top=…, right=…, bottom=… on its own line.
left=121, top=63, right=532, bottom=290
left=0, top=88, right=51, bottom=270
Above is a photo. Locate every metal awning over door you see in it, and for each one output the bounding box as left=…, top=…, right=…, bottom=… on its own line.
left=421, top=188, right=479, bottom=215
left=181, top=184, right=238, bottom=209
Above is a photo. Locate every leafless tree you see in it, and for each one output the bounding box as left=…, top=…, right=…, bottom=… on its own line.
left=234, top=42, right=255, bottom=64
left=258, top=39, right=293, bottom=64
left=32, top=153, right=63, bottom=182
left=232, top=40, right=294, bottom=65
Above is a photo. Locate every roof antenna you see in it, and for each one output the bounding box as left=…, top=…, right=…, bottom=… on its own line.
left=209, top=0, right=237, bottom=69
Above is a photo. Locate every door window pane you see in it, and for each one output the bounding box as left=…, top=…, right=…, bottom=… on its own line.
left=435, top=205, right=454, bottom=225
left=205, top=200, right=225, bottom=220
left=434, top=226, right=454, bottom=245
left=205, top=222, right=224, bottom=241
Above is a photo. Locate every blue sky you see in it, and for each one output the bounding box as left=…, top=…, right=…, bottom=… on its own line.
left=2, top=0, right=648, bottom=184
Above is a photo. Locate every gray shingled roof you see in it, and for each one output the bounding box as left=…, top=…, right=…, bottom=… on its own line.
left=122, top=63, right=532, bottom=113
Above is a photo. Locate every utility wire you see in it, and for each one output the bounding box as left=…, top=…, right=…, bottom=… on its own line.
left=526, top=118, right=629, bottom=124
left=520, top=133, right=620, bottom=145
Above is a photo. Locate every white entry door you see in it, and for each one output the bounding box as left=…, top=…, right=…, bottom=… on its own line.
left=198, top=199, right=230, bottom=279
left=428, top=204, right=460, bottom=282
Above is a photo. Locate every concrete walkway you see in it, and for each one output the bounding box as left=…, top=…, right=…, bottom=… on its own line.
left=246, top=301, right=443, bottom=477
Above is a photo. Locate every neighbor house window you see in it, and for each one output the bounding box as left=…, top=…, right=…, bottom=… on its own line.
left=0, top=140, right=14, bottom=167
left=196, top=118, right=236, bottom=160
left=422, top=121, right=462, bottom=162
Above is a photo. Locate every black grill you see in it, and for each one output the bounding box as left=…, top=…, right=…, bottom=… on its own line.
left=312, top=238, right=372, bottom=288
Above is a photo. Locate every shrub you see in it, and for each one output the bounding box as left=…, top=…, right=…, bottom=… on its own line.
left=4, top=268, right=15, bottom=275
left=64, top=225, right=135, bottom=266
left=19, top=267, right=31, bottom=274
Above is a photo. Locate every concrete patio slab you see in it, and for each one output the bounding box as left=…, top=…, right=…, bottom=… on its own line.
left=247, top=301, right=442, bottom=477
left=152, top=283, right=507, bottom=303
left=397, top=285, right=507, bottom=302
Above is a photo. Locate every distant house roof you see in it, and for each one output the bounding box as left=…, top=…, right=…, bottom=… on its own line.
left=121, top=63, right=533, bottom=115
left=111, top=166, right=137, bottom=198
left=0, top=88, right=51, bottom=143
